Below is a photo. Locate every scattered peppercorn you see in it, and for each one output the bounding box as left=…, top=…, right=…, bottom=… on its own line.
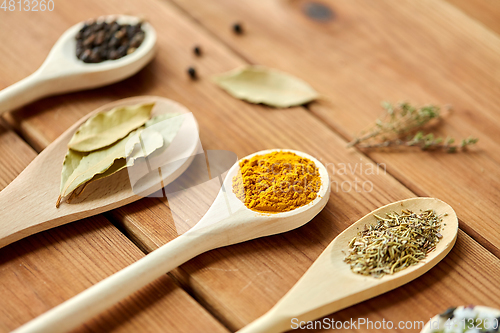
left=75, top=19, right=145, bottom=63
left=193, top=45, right=202, bottom=56
left=187, top=67, right=197, bottom=80
left=232, top=22, right=243, bottom=34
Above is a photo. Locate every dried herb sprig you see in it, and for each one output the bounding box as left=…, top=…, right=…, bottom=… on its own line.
left=356, top=132, right=479, bottom=152
left=347, top=102, right=478, bottom=152
left=344, top=209, right=443, bottom=278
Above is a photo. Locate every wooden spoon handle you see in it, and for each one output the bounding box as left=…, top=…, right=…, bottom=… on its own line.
left=0, top=69, right=52, bottom=115
left=237, top=311, right=291, bottom=333
left=13, top=231, right=217, bottom=333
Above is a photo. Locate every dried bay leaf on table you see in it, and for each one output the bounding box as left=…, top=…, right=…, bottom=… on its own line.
left=67, top=103, right=154, bottom=152
left=60, top=129, right=143, bottom=199
left=213, top=65, right=319, bottom=108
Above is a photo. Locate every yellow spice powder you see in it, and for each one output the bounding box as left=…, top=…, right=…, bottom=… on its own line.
left=232, top=151, right=321, bottom=213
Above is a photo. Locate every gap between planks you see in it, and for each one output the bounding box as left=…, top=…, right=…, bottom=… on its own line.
left=160, top=0, right=500, bottom=260
left=102, top=210, right=236, bottom=332
left=0, top=125, right=230, bottom=332
left=1, top=1, right=498, bottom=330
left=0, top=122, right=234, bottom=332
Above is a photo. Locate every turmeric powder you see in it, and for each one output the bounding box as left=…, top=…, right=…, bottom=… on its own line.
left=232, top=151, right=321, bottom=213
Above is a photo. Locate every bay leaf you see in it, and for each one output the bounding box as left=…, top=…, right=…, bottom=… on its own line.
left=144, top=113, right=181, bottom=128
left=68, top=103, right=154, bottom=152
left=213, top=65, right=319, bottom=108
left=60, top=149, right=87, bottom=193
left=59, top=113, right=184, bottom=203
left=64, top=159, right=128, bottom=204
left=60, top=129, right=141, bottom=198
left=127, top=131, right=164, bottom=166
left=144, top=113, right=184, bottom=151
left=86, top=158, right=127, bottom=185
left=127, top=113, right=184, bottom=165
left=71, top=129, right=164, bottom=199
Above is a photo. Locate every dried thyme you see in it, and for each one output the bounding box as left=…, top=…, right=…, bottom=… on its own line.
left=347, top=102, right=478, bottom=152
left=344, top=209, right=443, bottom=278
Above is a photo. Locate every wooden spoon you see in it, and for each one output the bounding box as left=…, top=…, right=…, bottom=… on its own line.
left=0, top=15, right=156, bottom=114
left=0, top=96, right=199, bottom=248
left=13, top=149, right=331, bottom=333
left=238, top=197, right=459, bottom=333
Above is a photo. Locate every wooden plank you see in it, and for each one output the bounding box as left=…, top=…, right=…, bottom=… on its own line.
left=445, top=0, right=500, bottom=35
left=166, top=0, right=500, bottom=257
left=112, top=199, right=500, bottom=332
left=0, top=128, right=227, bottom=331
left=1, top=0, right=499, bottom=332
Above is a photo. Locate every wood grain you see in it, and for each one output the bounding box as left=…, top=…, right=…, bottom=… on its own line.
left=167, top=0, right=500, bottom=257
left=0, top=127, right=227, bottom=331
left=0, top=15, right=156, bottom=115
left=12, top=149, right=330, bottom=333
left=309, top=229, right=500, bottom=332
left=0, top=1, right=500, bottom=332
left=1, top=0, right=499, bottom=332
left=239, top=198, right=459, bottom=333
left=445, top=0, right=500, bottom=35
left=0, top=97, right=198, bottom=249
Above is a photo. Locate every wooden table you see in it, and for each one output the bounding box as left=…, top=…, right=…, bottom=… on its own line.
left=1, top=0, right=499, bottom=332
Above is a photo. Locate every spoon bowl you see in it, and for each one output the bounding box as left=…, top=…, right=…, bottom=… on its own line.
left=0, top=15, right=156, bottom=114
left=188, top=149, right=331, bottom=243
left=0, top=96, right=198, bottom=248
left=13, top=149, right=331, bottom=333
left=239, top=197, right=459, bottom=333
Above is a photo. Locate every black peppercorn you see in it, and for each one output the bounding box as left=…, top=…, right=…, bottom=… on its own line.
left=117, top=45, right=129, bottom=57
left=76, top=47, right=84, bottom=58
left=75, top=18, right=146, bottom=63
left=82, top=28, right=92, bottom=39
left=108, top=37, right=119, bottom=48
left=83, top=34, right=95, bottom=47
left=232, top=22, right=243, bottom=34
left=95, top=30, right=105, bottom=45
left=129, top=32, right=144, bottom=48
left=193, top=45, right=202, bottom=56
left=187, top=67, right=197, bottom=80
left=108, top=50, right=120, bottom=60
left=80, top=49, right=92, bottom=63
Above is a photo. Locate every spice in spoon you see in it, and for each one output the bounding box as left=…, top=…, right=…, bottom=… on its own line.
left=75, top=19, right=145, bottom=63
left=344, top=209, right=443, bottom=278
left=232, top=151, right=321, bottom=213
